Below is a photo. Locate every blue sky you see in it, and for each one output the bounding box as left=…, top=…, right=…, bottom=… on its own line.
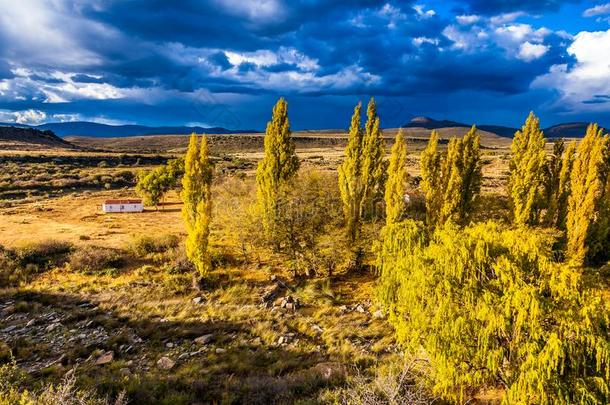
left=0, top=0, right=609, bottom=130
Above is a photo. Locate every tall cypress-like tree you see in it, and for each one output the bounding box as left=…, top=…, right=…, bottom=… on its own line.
left=338, top=102, right=365, bottom=241
left=181, top=134, right=213, bottom=276
left=544, top=139, right=577, bottom=229
left=421, top=127, right=481, bottom=226
left=566, top=124, right=610, bottom=266
left=384, top=128, right=409, bottom=225
left=508, top=112, right=547, bottom=226
left=256, top=97, right=300, bottom=241
left=420, top=130, right=443, bottom=225
left=361, top=98, right=386, bottom=217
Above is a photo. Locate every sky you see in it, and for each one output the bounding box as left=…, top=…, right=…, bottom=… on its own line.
left=0, top=0, right=609, bottom=131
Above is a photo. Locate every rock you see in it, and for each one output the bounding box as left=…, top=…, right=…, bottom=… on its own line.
left=26, top=319, right=36, bottom=327
left=251, top=337, right=262, bottom=346
left=355, top=304, right=366, bottom=313
left=1, top=325, right=17, bottom=333
left=194, top=334, right=214, bottom=345
left=312, top=362, right=346, bottom=381
left=261, top=284, right=284, bottom=303
left=157, top=356, right=175, bottom=370
left=119, top=367, right=131, bottom=377
left=95, top=351, right=114, bottom=365
left=178, top=353, right=189, bottom=360
left=338, top=305, right=348, bottom=312
left=311, top=324, right=324, bottom=335
left=372, top=310, right=384, bottom=319
left=215, top=348, right=226, bottom=354
left=45, top=322, right=62, bottom=332
left=192, top=296, right=204, bottom=305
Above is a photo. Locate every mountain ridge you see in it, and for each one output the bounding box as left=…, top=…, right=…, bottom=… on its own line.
left=403, top=116, right=607, bottom=138
left=0, top=121, right=258, bottom=138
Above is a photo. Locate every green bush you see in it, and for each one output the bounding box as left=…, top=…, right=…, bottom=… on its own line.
left=0, top=241, right=73, bottom=287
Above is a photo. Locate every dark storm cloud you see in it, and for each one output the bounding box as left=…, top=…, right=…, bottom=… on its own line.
left=0, top=0, right=603, bottom=129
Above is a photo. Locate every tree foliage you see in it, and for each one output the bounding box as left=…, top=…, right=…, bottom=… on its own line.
left=508, top=112, right=547, bottom=226
left=420, top=127, right=481, bottom=226
left=338, top=102, right=365, bottom=241
left=384, top=128, right=409, bottom=225
left=256, top=97, right=300, bottom=242
left=135, top=158, right=184, bottom=208
left=181, top=133, right=213, bottom=276
left=376, top=220, right=610, bottom=404
left=566, top=123, right=610, bottom=266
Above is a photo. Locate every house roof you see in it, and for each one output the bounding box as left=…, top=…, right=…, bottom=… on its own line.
left=103, top=199, right=142, bottom=204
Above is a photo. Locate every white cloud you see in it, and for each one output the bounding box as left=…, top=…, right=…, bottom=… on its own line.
left=0, top=109, right=46, bottom=125
left=583, top=3, right=610, bottom=17
left=532, top=29, right=610, bottom=111
left=413, top=4, right=436, bottom=19
left=412, top=36, right=440, bottom=46
left=213, top=0, right=286, bottom=24
left=518, top=42, right=549, bottom=61
left=490, top=11, right=526, bottom=25
left=456, top=15, right=480, bottom=25
left=224, top=47, right=319, bottom=71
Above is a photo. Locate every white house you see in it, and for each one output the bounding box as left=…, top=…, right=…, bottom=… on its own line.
left=102, top=199, right=144, bottom=213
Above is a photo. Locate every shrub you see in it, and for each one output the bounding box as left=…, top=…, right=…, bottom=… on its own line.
left=130, top=234, right=179, bottom=257
left=69, top=246, right=124, bottom=274
left=0, top=241, right=73, bottom=287
left=376, top=220, right=610, bottom=403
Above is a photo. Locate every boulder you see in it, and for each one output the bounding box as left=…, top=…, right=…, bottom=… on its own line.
left=194, top=334, right=214, bottom=345
left=94, top=351, right=114, bottom=365
left=157, top=356, right=175, bottom=370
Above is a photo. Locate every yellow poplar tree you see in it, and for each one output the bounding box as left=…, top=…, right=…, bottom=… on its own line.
left=566, top=123, right=610, bottom=266
left=544, top=139, right=577, bottom=229
left=181, top=134, right=213, bottom=276
left=338, top=102, right=365, bottom=241
left=384, top=128, right=409, bottom=225
left=420, top=130, right=443, bottom=225
left=508, top=112, right=547, bottom=226
left=361, top=97, right=386, bottom=217
left=256, top=97, right=300, bottom=241
left=421, top=127, right=481, bottom=226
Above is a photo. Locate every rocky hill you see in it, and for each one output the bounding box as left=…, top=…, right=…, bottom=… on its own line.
left=0, top=126, right=76, bottom=149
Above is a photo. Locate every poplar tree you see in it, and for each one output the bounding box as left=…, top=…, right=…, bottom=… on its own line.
left=361, top=98, right=386, bottom=217
left=256, top=97, right=300, bottom=241
left=181, top=134, right=213, bottom=276
left=566, top=123, right=610, bottom=266
left=420, top=130, right=443, bottom=225
left=338, top=102, right=365, bottom=241
left=508, top=112, right=547, bottom=226
left=420, top=127, right=481, bottom=226
left=544, top=139, right=576, bottom=229
left=384, top=128, right=409, bottom=225
left=376, top=220, right=610, bottom=404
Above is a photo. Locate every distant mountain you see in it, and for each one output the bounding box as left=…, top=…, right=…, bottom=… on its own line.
left=0, top=126, right=75, bottom=148
left=544, top=122, right=607, bottom=138
left=0, top=121, right=257, bottom=138
left=403, top=117, right=605, bottom=138
left=403, top=116, right=518, bottom=137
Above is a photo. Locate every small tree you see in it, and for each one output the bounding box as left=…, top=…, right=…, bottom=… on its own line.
left=566, top=123, right=610, bottom=266
left=384, top=128, right=409, bottom=225
left=338, top=102, right=365, bottom=242
left=256, top=97, right=300, bottom=243
left=376, top=220, right=610, bottom=404
left=508, top=112, right=547, bottom=226
left=181, top=134, right=213, bottom=276
left=135, top=158, right=184, bottom=208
